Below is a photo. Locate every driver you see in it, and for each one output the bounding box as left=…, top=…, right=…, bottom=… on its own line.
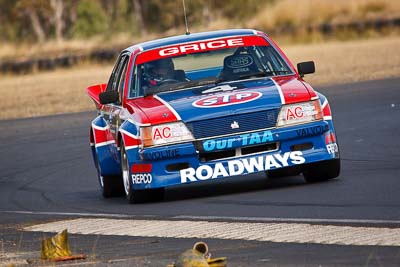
left=143, top=58, right=180, bottom=87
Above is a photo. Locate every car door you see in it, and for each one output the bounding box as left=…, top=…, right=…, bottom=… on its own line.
left=101, top=53, right=130, bottom=151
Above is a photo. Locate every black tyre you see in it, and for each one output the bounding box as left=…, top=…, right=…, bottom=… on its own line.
left=95, top=153, right=124, bottom=198
left=121, top=142, right=165, bottom=204
left=303, top=158, right=341, bottom=183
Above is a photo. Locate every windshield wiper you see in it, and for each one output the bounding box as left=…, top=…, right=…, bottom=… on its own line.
left=272, top=70, right=291, bottom=74
left=238, top=71, right=270, bottom=80
left=176, top=77, right=220, bottom=89
left=237, top=70, right=291, bottom=81
left=144, top=78, right=219, bottom=96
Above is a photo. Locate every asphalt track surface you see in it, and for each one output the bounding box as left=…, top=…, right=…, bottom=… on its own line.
left=1, top=78, right=400, bottom=266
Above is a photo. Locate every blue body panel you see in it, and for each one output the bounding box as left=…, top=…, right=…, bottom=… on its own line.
left=91, top=116, right=121, bottom=177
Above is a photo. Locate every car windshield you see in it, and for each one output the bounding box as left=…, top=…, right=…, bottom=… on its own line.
left=129, top=36, right=293, bottom=97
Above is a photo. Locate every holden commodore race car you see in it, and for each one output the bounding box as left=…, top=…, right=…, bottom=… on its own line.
left=87, top=29, right=340, bottom=203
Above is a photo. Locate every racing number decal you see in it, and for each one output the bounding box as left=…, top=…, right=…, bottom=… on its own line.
left=202, top=85, right=237, bottom=94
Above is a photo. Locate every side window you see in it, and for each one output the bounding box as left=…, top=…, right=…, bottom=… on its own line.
left=265, top=47, right=289, bottom=72
left=116, top=59, right=128, bottom=102
left=129, top=65, right=141, bottom=98
left=257, top=46, right=291, bottom=74
left=107, top=54, right=129, bottom=103
left=106, top=56, right=122, bottom=92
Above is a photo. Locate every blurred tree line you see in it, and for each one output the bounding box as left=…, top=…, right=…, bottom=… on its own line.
left=0, top=0, right=267, bottom=43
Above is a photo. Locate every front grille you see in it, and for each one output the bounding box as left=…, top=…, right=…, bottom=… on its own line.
left=187, top=109, right=279, bottom=139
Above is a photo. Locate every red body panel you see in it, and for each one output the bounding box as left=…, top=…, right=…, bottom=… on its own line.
left=300, top=81, right=318, bottom=99
left=86, top=83, right=107, bottom=109
left=121, top=132, right=141, bottom=148
left=323, top=101, right=332, bottom=117
left=126, top=96, right=179, bottom=125
left=272, top=76, right=313, bottom=104
left=93, top=126, right=110, bottom=146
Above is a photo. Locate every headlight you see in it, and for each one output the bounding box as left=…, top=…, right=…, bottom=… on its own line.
left=276, top=100, right=322, bottom=127
left=140, top=122, right=194, bottom=147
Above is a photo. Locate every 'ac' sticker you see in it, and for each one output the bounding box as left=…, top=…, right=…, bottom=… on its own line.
left=193, top=91, right=262, bottom=108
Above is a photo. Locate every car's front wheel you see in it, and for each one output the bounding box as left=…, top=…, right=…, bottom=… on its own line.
left=94, top=152, right=124, bottom=198
left=120, top=143, right=164, bottom=204
left=303, top=158, right=341, bottom=183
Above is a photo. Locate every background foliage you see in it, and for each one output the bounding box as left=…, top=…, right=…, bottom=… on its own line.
left=0, top=0, right=266, bottom=43
left=0, top=0, right=398, bottom=60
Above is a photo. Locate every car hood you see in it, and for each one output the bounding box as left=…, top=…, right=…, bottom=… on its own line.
left=129, top=76, right=314, bottom=124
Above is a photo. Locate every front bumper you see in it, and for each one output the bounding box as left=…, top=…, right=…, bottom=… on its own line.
left=127, top=120, right=339, bottom=189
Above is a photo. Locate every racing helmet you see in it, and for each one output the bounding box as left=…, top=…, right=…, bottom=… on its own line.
left=145, top=58, right=175, bottom=82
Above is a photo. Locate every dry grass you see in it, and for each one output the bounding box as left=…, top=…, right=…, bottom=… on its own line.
left=0, top=39, right=98, bottom=61
left=0, top=33, right=162, bottom=61
left=282, top=36, right=400, bottom=85
left=249, top=0, right=400, bottom=30
left=0, top=36, right=399, bottom=120
left=0, top=64, right=112, bottom=119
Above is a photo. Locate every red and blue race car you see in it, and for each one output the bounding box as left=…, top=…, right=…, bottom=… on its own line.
left=87, top=29, right=340, bottom=203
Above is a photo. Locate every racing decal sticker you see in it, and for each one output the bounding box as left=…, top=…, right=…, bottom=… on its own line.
left=142, top=148, right=180, bottom=161
left=202, top=131, right=273, bottom=152
left=149, top=123, right=190, bottom=144
left=296, top=125, right=328, bottom=137
left=192, top=91, right=262, bottom=108
left=325, top=131, right=338, bottom=154
left=201, top=84, right=238, bottom=94
left=131, top=173, right=152, bottom=184
left=152, top=125, right=172, bottom=140
left=285, top=106, right=304, bottom=120
left=226, top=54, right=254, bottom=69
left=135, top=36, right=269, bottom=64
left=131, top=164, right=153, bottom=184
left=326, top=144, right=339, bottom=154
left=159, top=38, right=244, bottom=56
left=285, top=104, right=316, bottom=121
left=180, top=151, right=305, bottom=183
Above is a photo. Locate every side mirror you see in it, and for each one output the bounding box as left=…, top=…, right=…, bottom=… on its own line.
left=297, top=61, right=315, bottom=77
left=99, top=90, right=119, bottom=105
